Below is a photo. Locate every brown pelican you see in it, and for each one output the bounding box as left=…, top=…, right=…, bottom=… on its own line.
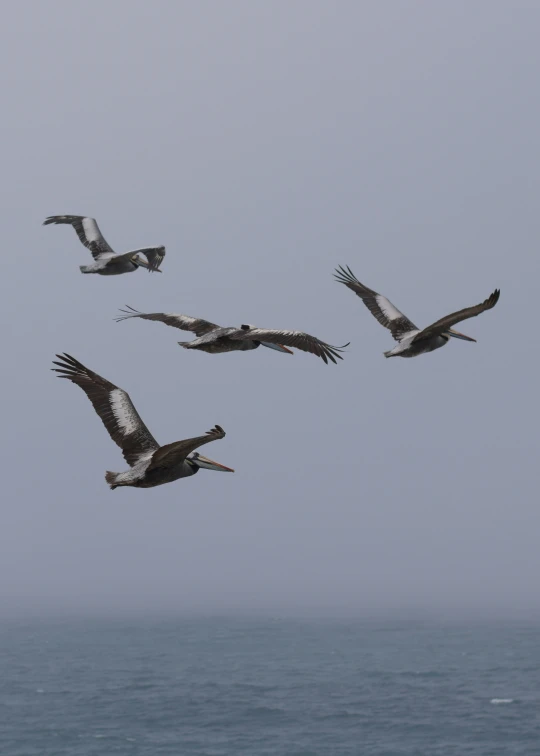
left=115, top=306, right=348, bottom=365
left=43, top=215, right=165, bottom=275
left=52, top=354, right=233, bottom=489
left=334, top=266, right=500, bottom=358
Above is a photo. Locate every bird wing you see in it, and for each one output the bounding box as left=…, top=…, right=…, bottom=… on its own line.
left=230, top=327, right=348, bottom=365
left=146, top=425, right=226, bottom=469
left=52, top=353, right=159, bottom=467
left=334, top=265, right=418, bottom=341
left=127, top=246, right=166, bottom=272
left=115, top=306, right=220, bottom=336
left=43, top=215, right=116, bottom=260
left=411, top=289, right=500, bottom=342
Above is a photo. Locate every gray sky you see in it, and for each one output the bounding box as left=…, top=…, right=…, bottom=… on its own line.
left=1, top=1, right=539, bottom=617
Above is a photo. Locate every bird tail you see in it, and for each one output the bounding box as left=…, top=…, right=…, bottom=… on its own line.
left=80, top=265, right=94, bottom=274
left=384, top=350, right=393, bottom=358
left=105, top=471, right=120, bottom=490
left=178, top=341, right=192, bottom=349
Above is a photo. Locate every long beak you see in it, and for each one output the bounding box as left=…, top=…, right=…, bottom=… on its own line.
left=133, top=256, right=162, bottom=273
left=195, top=455, right=235, bottom=472
left=446, top=328, right=476, bottom=342
left=260, top=342, right=294, bottom=354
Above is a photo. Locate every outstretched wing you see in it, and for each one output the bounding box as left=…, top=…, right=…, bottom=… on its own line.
left=231, top=327, right=348, bottom=365
left=147, top=425, right=226, bottom=469
left=52, top=353, right=159, bottom=467
left=115, top=306, right=220, bottom=336
left=412, top=289, right=500, bottom=342
left=334, top=265, right=418, bottom=341
left=135, top=246, right=166, bottom=272
left=43, top=215, right=116, bottom=260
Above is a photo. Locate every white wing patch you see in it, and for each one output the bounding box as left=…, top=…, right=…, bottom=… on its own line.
left=173, top=315, right=199, bottom=327
left=82, top=217, right=100, bottom=243
left=375, top=294, right=405, bottom=321
left=109, top=389, right=139, bottom=435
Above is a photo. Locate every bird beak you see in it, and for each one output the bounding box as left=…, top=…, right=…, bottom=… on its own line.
left=260, top=342, right=294, bottom=354
left=446, top=328, right=476, bottom=342
left=133, top=256, right=162, bottom=273
left=195, top=455, right=235, bottom=472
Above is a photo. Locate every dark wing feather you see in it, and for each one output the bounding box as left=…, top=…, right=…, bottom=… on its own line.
left=147, top=426, right=226, bottom=469
left=334, top=265, right=417, bottom=341
left=230, top=327, right=348, bottom=365
left=43, top=215, right=116, bottom=260
left=412, top=289, right=500, bottom=342
left=52, top=353, right=159, bottom=467
left=115, top=306, right=220, bottom=336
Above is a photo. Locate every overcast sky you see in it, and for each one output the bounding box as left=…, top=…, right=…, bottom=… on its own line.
left=1, top=1, right=539, bottom=617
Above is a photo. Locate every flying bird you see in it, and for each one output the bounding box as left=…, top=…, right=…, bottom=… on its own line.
left=52, top=354, right=233, bottom=489
left=43, top=215, right=165, bottom=275
left=334, top=266, right=500, bottom=358
left=115, top=306, right=348, bottom=365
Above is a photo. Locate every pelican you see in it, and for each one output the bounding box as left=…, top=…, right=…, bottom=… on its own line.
left=334, top=266, right=500, bottom=358
left=52, top=354, right=233, bottom=489
left=115, top=306, right=348, bottom=365
left=43, top=215, right=165, bottom=275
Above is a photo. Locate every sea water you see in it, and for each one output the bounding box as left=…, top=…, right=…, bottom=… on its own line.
left=1, top=616, right=539, bottom=755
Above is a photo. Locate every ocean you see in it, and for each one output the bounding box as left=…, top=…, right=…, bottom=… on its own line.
left=1, top=616, right=539, bottom=755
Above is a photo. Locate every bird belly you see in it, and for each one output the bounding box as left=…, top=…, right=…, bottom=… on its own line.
left=235, top=340, right=258, bottom=352
left=98, top=262, right=138, bottom=276
left=136, top=462, right=194, bottom=488
left=385, top=335, right=448, bottom=358
left=187, top=338, right=253, bottom=354
left=80, top=263, right=107, bottom=274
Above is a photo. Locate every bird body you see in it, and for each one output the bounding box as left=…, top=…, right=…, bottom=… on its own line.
left=105, top=451, right=196, bottom=489
left=178, top=326, right=260, bottom=353
left=335, top=266, right=500, bottom=359
left=383, top=332, right=448, bottom=359
left=116, top=308, right=348, bottom=364
left=52, top=354, right=233, bottom=489
left=44, top=215, right=165, bottom=275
